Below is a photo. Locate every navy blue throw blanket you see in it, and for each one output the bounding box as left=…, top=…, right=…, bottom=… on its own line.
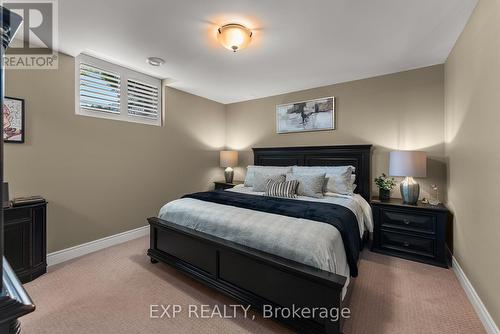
left=182, top=191, right=361, bottom=277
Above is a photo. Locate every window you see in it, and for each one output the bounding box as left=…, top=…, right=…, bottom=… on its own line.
left=127, top=79, right=159, bottom=119
left=79, top=64, right=121, bottom=114
left=76, top=54, right=162, bottom=126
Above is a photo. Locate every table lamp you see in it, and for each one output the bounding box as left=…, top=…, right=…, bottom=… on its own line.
left=389, top=151, right=427, bottom=205
left=220, top=151, right=238, bottom=183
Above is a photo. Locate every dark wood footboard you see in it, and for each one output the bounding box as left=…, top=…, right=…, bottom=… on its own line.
left=147, top=217, right=349, bottom=334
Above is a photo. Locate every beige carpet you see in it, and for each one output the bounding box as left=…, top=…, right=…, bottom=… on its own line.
left=21, top=237, right=485, bottom=334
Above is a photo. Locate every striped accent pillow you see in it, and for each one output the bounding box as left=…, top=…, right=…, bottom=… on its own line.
left=265, top=179, right=299, bottom=198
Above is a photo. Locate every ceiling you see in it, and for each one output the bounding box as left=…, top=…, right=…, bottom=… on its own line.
left=58, top=0, right=477, bottom=104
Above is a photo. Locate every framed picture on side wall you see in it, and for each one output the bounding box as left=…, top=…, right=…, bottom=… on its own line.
left=276, top=96, right=335, bottom=134
left=3, top=97, right=25, bottom=143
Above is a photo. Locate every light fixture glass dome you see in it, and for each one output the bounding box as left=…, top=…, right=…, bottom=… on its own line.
left=217, top=24, right=252, bottom=52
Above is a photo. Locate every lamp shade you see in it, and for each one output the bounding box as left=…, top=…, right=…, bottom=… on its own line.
left=220, top=151, right=238, bottom=168
left=389, top=151, right=427, bottom=177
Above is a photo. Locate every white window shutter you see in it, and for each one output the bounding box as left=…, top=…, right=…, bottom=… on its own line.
left=79, top=63, right=121, bottom=114
left=76, top=54, right=162, bottom=126
left=127, top=79, right=160, bottom=119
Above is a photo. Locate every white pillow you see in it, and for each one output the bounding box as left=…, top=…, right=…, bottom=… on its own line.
left=292, top=165, right=356, bottom=195
left=350, top=174, right=357, bottom=192
left=244, top=165, right=292, bottom=187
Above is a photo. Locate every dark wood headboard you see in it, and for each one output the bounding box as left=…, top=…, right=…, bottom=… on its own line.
left=253, top=145, right=373, bottom=201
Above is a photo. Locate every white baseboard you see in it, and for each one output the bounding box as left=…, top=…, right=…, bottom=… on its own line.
left=453, top=256, right=499, bottom=334
left=47, top=225, right=149, bottom=267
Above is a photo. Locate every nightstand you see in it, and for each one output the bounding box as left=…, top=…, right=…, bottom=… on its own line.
left=4, top=200, right=47, bottom=283
left=214, top=180, right=244, bottom=191
left=371, top=198, right=451, bottom=268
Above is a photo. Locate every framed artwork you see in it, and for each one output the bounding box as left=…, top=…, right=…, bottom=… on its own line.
left=276, top=96, right=335, bottom=134
left=3, top=97, right=25, bottom=143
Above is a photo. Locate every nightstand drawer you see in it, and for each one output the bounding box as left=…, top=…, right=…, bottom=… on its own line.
left=380, top=230, right=435, bottom=258
left=4, top=207, right=31, bottom=223
left=381, top=209, right=435, bottom=234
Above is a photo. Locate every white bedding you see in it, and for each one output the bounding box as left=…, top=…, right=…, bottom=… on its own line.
left=228, top=184, right=373, bottom=236
left=158, top=186, right=373, bottom=297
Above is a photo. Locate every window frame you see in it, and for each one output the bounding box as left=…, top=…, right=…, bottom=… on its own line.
left=75, top=54, right=162, bottom=126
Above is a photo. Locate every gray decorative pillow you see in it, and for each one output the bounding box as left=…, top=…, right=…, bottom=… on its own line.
left=252, top=172, right=286, bottom=192
left=265, top=179, right=299, bottom=198
left=292, top=166, right=356, bottom=195
left=286, top=173, right=326, bottom=198
left=244, top=166, right=292, bottom=187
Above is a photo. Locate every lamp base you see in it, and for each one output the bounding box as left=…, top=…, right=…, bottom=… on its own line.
left=400, top=176, right=420, bottom=205
left=224, top=167, right=234, bottom=183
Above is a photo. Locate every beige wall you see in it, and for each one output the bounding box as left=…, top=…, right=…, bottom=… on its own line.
left=445, top=0, right=500, bottom=326
left=226, top=65, right=446, bottom=200
left=5, top=53, right=226, bottom=253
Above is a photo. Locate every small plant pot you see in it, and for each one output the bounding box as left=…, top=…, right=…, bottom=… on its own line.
left=379, top=189, right=390, bottom=201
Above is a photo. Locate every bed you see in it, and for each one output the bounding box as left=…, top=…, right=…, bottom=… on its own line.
left=147, top=145, right=372, bottom=334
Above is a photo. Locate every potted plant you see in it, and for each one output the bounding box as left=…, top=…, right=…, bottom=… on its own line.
left=374, top=173, right=396, bottom=201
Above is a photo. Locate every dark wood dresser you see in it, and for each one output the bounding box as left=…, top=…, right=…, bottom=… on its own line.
left=4, top=201, right=47, bottom=283
left=371, top=198, right=451, bottom=268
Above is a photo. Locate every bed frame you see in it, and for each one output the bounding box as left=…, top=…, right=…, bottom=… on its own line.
left=148, top=145, right=372, bottom=334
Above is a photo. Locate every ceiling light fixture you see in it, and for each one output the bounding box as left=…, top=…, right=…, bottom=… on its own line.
left=217, top=24, right=252, bottom=52
left=146, top=57, right=165, bottom=66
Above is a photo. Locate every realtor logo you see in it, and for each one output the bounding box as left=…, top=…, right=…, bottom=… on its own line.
left=2, top=0, right=58, bottom=69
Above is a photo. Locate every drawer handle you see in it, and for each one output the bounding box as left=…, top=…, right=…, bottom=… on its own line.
left=403, top=219, right=410, bottom=225
left=403, top=241, right=410, bottom=247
